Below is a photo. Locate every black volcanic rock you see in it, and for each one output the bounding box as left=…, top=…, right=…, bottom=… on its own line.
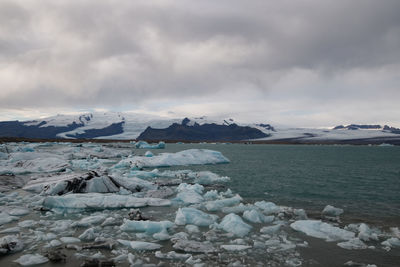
left=137, top=122, right=269, bottom=141
left=333, top=124, right=382, bottom=130
left=65, top=122, right=124, bottom=139
left=0, top=121, right=84, bottom=139
left=256, top=124, right=276, bottom=132
left=383, top=125, right=400, bottom=134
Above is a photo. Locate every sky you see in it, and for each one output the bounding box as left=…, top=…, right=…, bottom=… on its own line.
left=1, top=0, right=400, bottom=127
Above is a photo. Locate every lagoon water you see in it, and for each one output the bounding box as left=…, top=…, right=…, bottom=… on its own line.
left=163, top=144, right=400, bottom=226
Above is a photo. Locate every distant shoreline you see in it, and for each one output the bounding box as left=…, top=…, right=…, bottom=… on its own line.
left=1, top=136, right=399, bottom=145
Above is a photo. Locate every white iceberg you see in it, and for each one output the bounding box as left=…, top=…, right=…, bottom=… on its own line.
left=135, top=141, right=165, bottom=149
left=172, top=239, right=216, bottom=253
left=42, top=193, right=171, bottom=212
left=175, top=207, right=218, bottom=227
left=290, top=220, right=355, bottom=241
left=218, top=213, right=252, bottom=237
left=0, top=212, right=19, bottom=226
left=13, top=254, right=49, bottom=266
left=175, top=183, right=205, bottom=204
left=337, top=238, right=367, bottom=250
left=112, top=149, right=229, bottom=169
left=120, top=219, right=174, bottom=240
left=205, top=195, right=242, bottom=212
left=221, top=244, right=252, bottom=251
left=118, top=239, right=162, bottom=250
left=155, top=250, right=191, bottom=260
left=254, top=201, right=281, bottom=215
left=243, top=209, right=274, bottom=224
left=0, top=235, right=24, bottom=254
left=322, top=205, right=344, bottom=217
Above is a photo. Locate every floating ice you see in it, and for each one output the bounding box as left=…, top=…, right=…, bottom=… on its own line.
left=6, top=208, right=30, bottom=216
left=145, top=151, right=154, bottom=157
left=0, top=235, right=23, bottom=254
left=0, top=227, right=20, bottom=234
left=113, top=149, right=229, bottom=168
left=120, top=219, right=174, bottom=240
left=79, top=228, right=97, bottom=241
left=43, top=193, right=171, bottom=213
left=189, top=171, right=230, bottom=185
left=221, top=244, right=252, bottom=251
left=381, top=237, right=400, bottom=248
left=71, top=214, right=107, bottom=227
left=60, top=237, right=81, bottom=244
left=205, top=195, right=242, bottom=212
left=172, top=239, right=216, bottom=253
left=135, top=141, right=165, bottom=149
left=222, top=203, right=256, bottom=214
left=243, top=209, right=274, bottom=224
left=175, top=183, right=205, bottom=204
left=0, top=155, right=68, bottom=175
left=23, top=172, right=120, bottom=195
left=112, top=176, right=157, bottom=192
left=18, top=220, right=37, bottom=228
left=155, top=250, right=191, bottom=260
left=118, top=239, right=162, bottom=250
left=337, top=238, right=367, bottom=250
left=254, top=201, right=281, bottom=215
left=322, top=205, right=344, bottom=217
left=290, top=220, right=355, bottom=241
left=260, top=224, right=281, bottom=235
left=13, top=254, right=49, bottom=266
left=0, top=212, right=19, bottom=226
left=175, top=207, right=218, bottom=227
left=218, top=213, right=252, bottom=237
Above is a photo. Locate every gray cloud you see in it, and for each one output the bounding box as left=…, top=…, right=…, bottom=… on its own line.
left=0, top=0, right=399, bottom=126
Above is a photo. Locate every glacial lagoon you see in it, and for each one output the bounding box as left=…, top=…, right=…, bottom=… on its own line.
left=0, top=142, right=399, bottom=266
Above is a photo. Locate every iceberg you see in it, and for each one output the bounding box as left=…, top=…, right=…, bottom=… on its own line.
left=120, top=219, right=174, bottom=240
left=0, top=235, right=24, bottom=254
left=23, top=172, right=120, bottom=195
left=135, top=141, right=165, bottom=149
left=42, top=193, right=171, bottom=213
left=337, top=238, right=367, bottom=250
left=205, top=195, right=242, bottom=212
left=260, top=225, right=282, bottom=235
left=322, top=205, right=344, bottom=217
left=174, top=183, right=205, bottom=204
left=118, top=239, right=162, bottom=250
left=0, top=212, right=19, bottom=226
left=218, top=213, right=252, bottom=237
left=71, top=215, right=107, bottom=227
left=112, top=149, right=229, bottom=169
left=172, top=239, right=216, bottom=253
left=381, top=237, right=400, bottom=248
left=290, top=220, right=355, bottom=241
left=189, top=171, right=230, bottom=185
left=221, top=244, right=252, bottom=251
left=175, top=207, right=218, bottom=227
left=254, top=201, right=281, bottom=215
left=13, top=254, right=49, bottom=266
left=155, top=251, right=191, bottom=260
left=243, top=209, right=274, bottom=224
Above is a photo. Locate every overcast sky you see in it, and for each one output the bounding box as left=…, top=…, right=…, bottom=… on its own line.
left=1, top=0, right=399, bottom=127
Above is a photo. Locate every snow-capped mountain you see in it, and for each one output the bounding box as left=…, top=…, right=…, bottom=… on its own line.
left=0, top=112, right=399, bottom=143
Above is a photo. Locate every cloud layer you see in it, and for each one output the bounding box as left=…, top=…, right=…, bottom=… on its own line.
left=1, top=0, right=399, bottom=126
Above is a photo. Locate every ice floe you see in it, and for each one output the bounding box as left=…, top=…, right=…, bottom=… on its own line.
left=218, top=213, right=252, bottom=237
left=175, top=207, right=218, bottom=226
left=13, top=253, right=49, bottom=266
left=290, top=220, right=355, bottom=241
left=42, top=193, right=171, bottom=212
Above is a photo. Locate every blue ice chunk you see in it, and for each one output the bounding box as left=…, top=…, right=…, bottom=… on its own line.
left=218, top=213, right=252, bottom=237
left=175, top=208, right=218, bottom=227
